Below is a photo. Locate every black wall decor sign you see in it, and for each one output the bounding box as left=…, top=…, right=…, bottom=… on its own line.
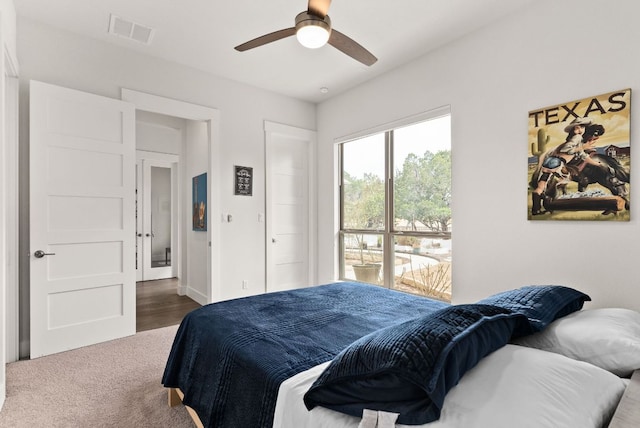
left=234, top=165, right=253, bottom=196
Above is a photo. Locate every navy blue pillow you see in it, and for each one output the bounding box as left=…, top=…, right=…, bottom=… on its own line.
left=303, top=304, right=526, bottom=425
left=477, top=285, right=591, bottom=337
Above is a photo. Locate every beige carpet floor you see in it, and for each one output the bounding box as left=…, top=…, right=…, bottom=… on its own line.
left=0, top=325, right=194, bottom=427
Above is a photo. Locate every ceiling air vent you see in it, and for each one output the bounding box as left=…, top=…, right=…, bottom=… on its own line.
left=108, top=14, right=154, bottom=45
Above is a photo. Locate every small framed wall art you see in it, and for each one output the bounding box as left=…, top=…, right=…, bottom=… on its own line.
left=234, top=165, right=253, bottom=196
left=192, top=172, right=207, bottom=231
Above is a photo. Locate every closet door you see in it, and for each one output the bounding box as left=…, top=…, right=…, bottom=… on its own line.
left=265, top=121, right=316, bottom=292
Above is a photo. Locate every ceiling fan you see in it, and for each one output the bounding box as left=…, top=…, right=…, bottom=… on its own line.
left=234, top=0, right=377, bottom=66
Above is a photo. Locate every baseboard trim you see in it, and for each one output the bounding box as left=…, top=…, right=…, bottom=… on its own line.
left=186, top=287, right=208, bottom=306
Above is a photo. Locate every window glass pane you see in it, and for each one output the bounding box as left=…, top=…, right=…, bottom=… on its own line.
left=393, top=235, right=451, bottom=302
left=341, top=232, right=384, bottom=285
left=342, top=133, right=385, bottom=231
left=338, top=111, right=452, bottom=299
left=393, top=117, right=451, bottom=233
left=150, top=166, right=172, bottom=268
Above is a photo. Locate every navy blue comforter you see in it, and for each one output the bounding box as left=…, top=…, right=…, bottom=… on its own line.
left=162, top=282, right=448, bottom=428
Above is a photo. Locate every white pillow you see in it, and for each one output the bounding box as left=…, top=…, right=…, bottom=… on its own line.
left=274, top=345, right=627, bottom=428
left=425, top=345, right=626, bottom=428
left=513, top=308, right=640, bottom=377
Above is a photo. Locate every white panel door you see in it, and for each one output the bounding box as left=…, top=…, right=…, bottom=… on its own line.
left=30, top=80, right=136, bottom=358
left=136, top=154, right=177, bottom=282
left=265, top=122, right=316, bottom=292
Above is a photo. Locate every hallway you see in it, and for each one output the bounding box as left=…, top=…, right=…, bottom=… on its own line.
left=136, top=278, right=201, bottom=332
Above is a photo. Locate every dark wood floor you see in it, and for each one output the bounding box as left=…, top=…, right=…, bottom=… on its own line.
left=136, top=278, right=201, bottom=332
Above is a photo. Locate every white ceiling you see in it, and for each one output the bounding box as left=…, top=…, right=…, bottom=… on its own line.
left=14, top=0, right=535, bottom=103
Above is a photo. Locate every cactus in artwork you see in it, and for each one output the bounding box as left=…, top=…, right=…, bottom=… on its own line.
left=531, top=129, right=550, bottom=157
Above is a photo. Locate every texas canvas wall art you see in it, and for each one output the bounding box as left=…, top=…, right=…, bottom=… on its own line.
left=528, top=89, right=631, bottom=221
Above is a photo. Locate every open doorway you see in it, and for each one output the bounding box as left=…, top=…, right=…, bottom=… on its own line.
left=133, top=113, right=192, bottom=332
left=123, top=89, right=221, bottom=331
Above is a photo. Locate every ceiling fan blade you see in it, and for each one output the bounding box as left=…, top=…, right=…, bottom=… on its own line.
left=308, top=0, right=332, bottom=18
left=235, top=27, right=296, bottom=52
left=328, top=29, right=377, bottom=66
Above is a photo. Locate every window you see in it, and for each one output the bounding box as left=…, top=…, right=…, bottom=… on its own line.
left=339, top=110, right=452, bottom=302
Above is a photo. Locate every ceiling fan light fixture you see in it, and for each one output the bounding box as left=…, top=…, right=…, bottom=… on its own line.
left=234, top=4, right=377, bottom=66
left=296, top=25, right=329, bottom=49
left=295, top=12, right=331, bottom=49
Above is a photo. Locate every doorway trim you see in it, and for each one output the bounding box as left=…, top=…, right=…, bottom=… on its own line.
left=121, top=89, right=221, bottom=303
left=4, top=54, right=19, bottom=365
left=2, top=18, right=20, bottom=408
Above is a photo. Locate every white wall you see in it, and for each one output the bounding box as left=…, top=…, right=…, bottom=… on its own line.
left=16, top=17, right=316, bottom=355
left=0, top=0, right=16, bottom=63
left=136, top=110, right=184, bottom=155
left=185, top=120, right=209, bottom=302
left=317, top=0, right=640, bottom=311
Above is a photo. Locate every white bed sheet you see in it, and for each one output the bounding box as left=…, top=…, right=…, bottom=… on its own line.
left=272, top=344, right=626, bottom=428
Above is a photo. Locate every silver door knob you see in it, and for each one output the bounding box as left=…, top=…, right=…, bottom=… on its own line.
left=272, top=238, right=277, bottom=243
left=33, top=250, right=56, bottom=258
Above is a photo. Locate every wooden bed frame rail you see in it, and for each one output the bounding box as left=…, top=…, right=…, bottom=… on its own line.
left=168, top=387, right=204, bottom=428
left=168, top=370, right=640, bottom=428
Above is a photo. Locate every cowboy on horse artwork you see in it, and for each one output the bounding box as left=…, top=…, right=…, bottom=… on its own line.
left=528, top=89, right=631, bottom=221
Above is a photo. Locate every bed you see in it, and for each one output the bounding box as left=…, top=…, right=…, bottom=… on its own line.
left=162, top=281, right=640, bottom=428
